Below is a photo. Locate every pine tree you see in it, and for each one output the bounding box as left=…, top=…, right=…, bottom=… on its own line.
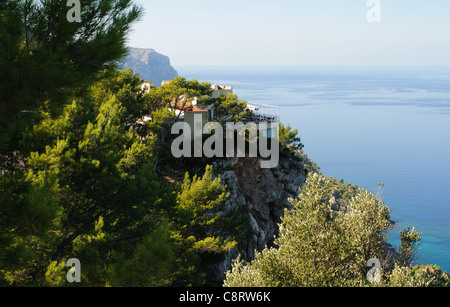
left=0, top=66, right=176, bottom=286
left=0, top=1, right=159, bottom=286
left=172, top=165, right=237, bottom=286
left=0, top=0, right=143, bottom=153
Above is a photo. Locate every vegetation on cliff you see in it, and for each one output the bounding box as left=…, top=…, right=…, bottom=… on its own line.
left=0, top=0, right=234, bottom=287
left=1, top=0, right=448, bottom=288
left=224, top=173, right=449, bottom=287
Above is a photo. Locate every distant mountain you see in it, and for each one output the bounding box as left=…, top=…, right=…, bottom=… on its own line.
left=121, top=48, right=178, bottom=87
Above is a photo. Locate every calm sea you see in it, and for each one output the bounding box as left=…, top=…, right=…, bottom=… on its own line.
left=176, top=65, right=450, bottom=272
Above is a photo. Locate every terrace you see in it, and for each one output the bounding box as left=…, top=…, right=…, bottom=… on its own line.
left=244, top=103, right=280, bottom=125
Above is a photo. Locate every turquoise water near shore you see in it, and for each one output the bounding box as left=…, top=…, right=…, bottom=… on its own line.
left=176, top=65, right=450, bottom=272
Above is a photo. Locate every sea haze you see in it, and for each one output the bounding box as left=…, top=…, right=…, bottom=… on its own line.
left=176, top=65, right=450, bottom=272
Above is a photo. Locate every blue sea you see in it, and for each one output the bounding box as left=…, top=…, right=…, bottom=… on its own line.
left=176, top=65, right=450, bottom=272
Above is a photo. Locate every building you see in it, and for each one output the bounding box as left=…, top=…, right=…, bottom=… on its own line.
left=169, top=96, right=199, bottom=120
left=137, top=81, right=280, bottom=142
left=245, top=103, right=280, bottom=139
left=161, top=80, right=173, bottom=87
left=140, top=83, right=151, bottom=93
left=183, top=109, right=210, bottom=139
left=211, top=85, right=233, bottom=99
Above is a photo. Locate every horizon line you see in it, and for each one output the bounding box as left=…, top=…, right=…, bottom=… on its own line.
left=174, top=64, right=450, bottom=69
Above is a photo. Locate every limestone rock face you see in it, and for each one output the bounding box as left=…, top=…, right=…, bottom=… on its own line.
left=122, top=47, right=178, bottom=86
left=208, top=155, right=311, bottom=282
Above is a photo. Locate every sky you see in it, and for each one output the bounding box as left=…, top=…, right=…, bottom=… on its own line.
left=127, top=0, right=450, bottom=67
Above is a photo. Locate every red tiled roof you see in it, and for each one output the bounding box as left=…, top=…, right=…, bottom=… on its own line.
left=188, top=109, right=208, bottom=112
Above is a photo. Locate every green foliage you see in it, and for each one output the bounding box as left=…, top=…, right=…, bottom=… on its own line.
left=145, top=107, right=176, bottom=136
left=41, top=219, right=175, bottom=287
left=224, top=173, right=450, bottom=287
left=387, top=264, right=450, bottom=287
left=1, top=1, right=446, bottom=288
left=0, top=5, right=156, bottom=286
left=0, top=171, right=63, bottom=286
left=211, top=93, right=250, bottom=123
left=398, top=226, right=422, bottom=267
left=193, top=237, right=237, bottom=254
left=44, top=260, right=66, bottom=287
left=279, top=123, right=304, bottom=151
left=0, top=0, right=143, bottom=152
left=0, top=57, right=244, bottom=287
left=177, top=165, right=229, bottom=230
left=154, top=77, right=212, bottom=111
left=1, top=64, right=169, bottom=286
left=105, top=221, right=175, bottom=287
left=91, top=68, right=149, bottom=125
left=225, top=173, right=413, bottom=287
left=171, top=165, right=237, bottom=286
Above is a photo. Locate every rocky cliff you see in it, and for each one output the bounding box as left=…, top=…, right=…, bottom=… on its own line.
left=121, top=47, right=178, bottom=86
left=208, top=153, right=317, bottom=282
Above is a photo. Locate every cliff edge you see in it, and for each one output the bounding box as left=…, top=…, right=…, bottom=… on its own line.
left=207, top=153, right=317, bottom=282
left=121, top=47, right=178, bottom=86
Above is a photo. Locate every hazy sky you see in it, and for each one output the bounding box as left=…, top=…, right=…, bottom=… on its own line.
left=128, top=0, right=450, bottom=66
